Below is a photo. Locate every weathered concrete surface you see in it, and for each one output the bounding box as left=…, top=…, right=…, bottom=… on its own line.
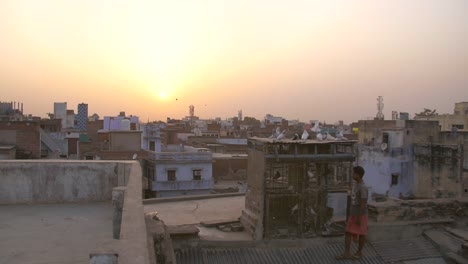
left=0, top=202, right=112, bottom=264
left=424, top=229, right=468, bottom=263
left=368, top=198, right=468, bottom=222
left=143, top=192, right=244, bottom=205
left=425, top=230, right=463, bottom=255
left=0, top=160, right=151, bottom=264
left=446, top=227, right=468, bottom=242
left=144, top=195, right=245, bottom=226
left=112, top=187, right=126, bottom=239
left=367, top=217, right=456, bottom=242
left=145, top=195, right=249, bottom=247
left=0, top=160, right=131, bottom=204
left=89, top=254, right=118, bottom=264
left=240, top=147, right=265, bottom=241
left=112, top=162, right=150, bottom=264
left=167, top=224, right=200, bottom=236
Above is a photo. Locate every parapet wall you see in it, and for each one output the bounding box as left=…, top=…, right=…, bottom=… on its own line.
left=0, top=160, right=130, bottom=204
left=369, top=198, right=468, bottom=222
left=0, top=160, right=151, bottom=264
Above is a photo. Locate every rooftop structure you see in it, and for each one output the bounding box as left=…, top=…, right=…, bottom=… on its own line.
left=356, top=119, right=464, bottom=199
left=0, top=120, right=41, bottom=159
left=103, top=114, right=139, bottom=131
left=240, top=137, right=356, bottom=240
left=144, top=146, right=214, bottom=197
left=0, top=101, right=24, bottom=121
left=2, top=159, right=468, bottom=264
left=264, top=114, right=284, bottom=125
left=414, top=102, right=468, bottom=131
left=141, top=123, right=163, bottom=152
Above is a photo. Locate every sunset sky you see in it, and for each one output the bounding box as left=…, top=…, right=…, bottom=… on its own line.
left=1, top=0, right=467, bottom=123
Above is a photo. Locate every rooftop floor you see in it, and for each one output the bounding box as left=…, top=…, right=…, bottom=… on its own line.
left=0, top=202, right=113, bottom=264
left=144, top=195, right=249, bottom=241
left=144, top=195, right=245, bottom=226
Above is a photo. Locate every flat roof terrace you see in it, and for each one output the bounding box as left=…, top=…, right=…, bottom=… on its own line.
left=0, top=160, right=151, bottom=264
left=0, top=202, right=112, bottom=264
left=144, top=195, right=245, bottom=226
left=144, top=194, right=250, bottom=241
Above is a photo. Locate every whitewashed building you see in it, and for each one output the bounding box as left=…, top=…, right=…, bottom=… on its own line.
left=144, top=133, right=214, bottom=197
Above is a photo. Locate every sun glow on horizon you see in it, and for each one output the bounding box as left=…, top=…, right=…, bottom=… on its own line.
left=1, top=1, right=467, bottom=122
left=158, top=90, right=168, bottom=100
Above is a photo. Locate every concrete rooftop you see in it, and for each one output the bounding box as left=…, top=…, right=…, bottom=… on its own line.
left=0, top=202, right=113, bottom=264
left=144, top=195, right=250, bottom=241
left=144, top=196, right=245, bottom=226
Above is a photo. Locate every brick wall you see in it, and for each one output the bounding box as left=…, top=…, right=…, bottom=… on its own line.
left=0, top=121, right=41, bottom=159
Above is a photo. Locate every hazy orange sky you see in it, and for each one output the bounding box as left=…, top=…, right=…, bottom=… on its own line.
left=1, top=0, right=467, bottom=123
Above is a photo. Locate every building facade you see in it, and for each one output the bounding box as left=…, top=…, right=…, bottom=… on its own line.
left=0, top=121, right=41, bottom=159
left=76, top=103, right=88, bottom=131
left=54, top=102, right=67, bottom=129
left=356, top=120, right=464, bottom=199
left=415, top=102, right=468, bottom=131
left=240, top=137, right=356, bottom=240
left=103, top=113, right=139, bottom=131
left=141, top=123, right=164, bottom=152
left=145, top=146, right=214, bottom=197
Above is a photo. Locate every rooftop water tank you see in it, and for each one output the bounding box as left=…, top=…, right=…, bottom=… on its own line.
left=121, top=118, right=131, bottom=131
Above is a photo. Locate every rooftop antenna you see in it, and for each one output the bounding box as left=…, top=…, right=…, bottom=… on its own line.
left=376, top=96, right=384, bottom=120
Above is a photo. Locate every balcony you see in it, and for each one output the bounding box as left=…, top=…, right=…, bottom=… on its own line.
left=148, top=151, right=212, bottom=162
left=153, top=179, right=214, bottom=191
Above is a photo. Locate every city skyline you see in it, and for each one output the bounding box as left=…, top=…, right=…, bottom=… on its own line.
left=1, top=0, right=468, bottom=123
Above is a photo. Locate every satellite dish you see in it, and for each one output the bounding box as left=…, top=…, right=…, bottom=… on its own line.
left=132, top=153, right=138, bottom=160
left=381, top=143, right=388, bottom=151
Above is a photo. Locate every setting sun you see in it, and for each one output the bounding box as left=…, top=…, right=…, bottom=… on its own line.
left=159, top=91, right=168, bottom=100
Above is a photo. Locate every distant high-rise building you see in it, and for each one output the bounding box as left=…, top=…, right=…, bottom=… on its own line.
left=76, top=103, right=88, bottom=131
left=54, top=102, right=67, bottom=128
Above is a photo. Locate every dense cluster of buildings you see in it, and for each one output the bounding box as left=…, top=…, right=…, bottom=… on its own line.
left=2, top=99, right=468, bottom=263
left=1, top=100, right=467, bottom=200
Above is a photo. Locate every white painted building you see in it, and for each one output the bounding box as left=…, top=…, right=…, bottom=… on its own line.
left=264, top=114, right=283, bottom=125
left=358, top=129, right=411, bottom=198
left=65, top=110, right=75, bottom=129
left=103, top=114, right=139, bottom=131
left=356, top=120, right=463, bottom=199
left=141, top=123, right=164, bottom=152
left=287, top=119, right=300, bottom=126
left=54, top=102, right=67, bottom=129
left=147, top=146, right=214, bottom=197
left=220, top=119, right=234, bottom=129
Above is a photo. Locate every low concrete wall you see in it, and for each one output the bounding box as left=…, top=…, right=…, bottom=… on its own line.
left=143, top=192, right=245, bottom=204
left=0, top=160, right=151, bottom=264
left=116, top=163, right=151, bottom=264
left=89, top=162, right=152, bottom=264
left=0, top=160, right=130, bottom=204
left=369, top=198, right=468, bottom=222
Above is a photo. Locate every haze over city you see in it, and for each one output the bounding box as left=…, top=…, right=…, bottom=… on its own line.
left=1, top=0, right=467, bottom=123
